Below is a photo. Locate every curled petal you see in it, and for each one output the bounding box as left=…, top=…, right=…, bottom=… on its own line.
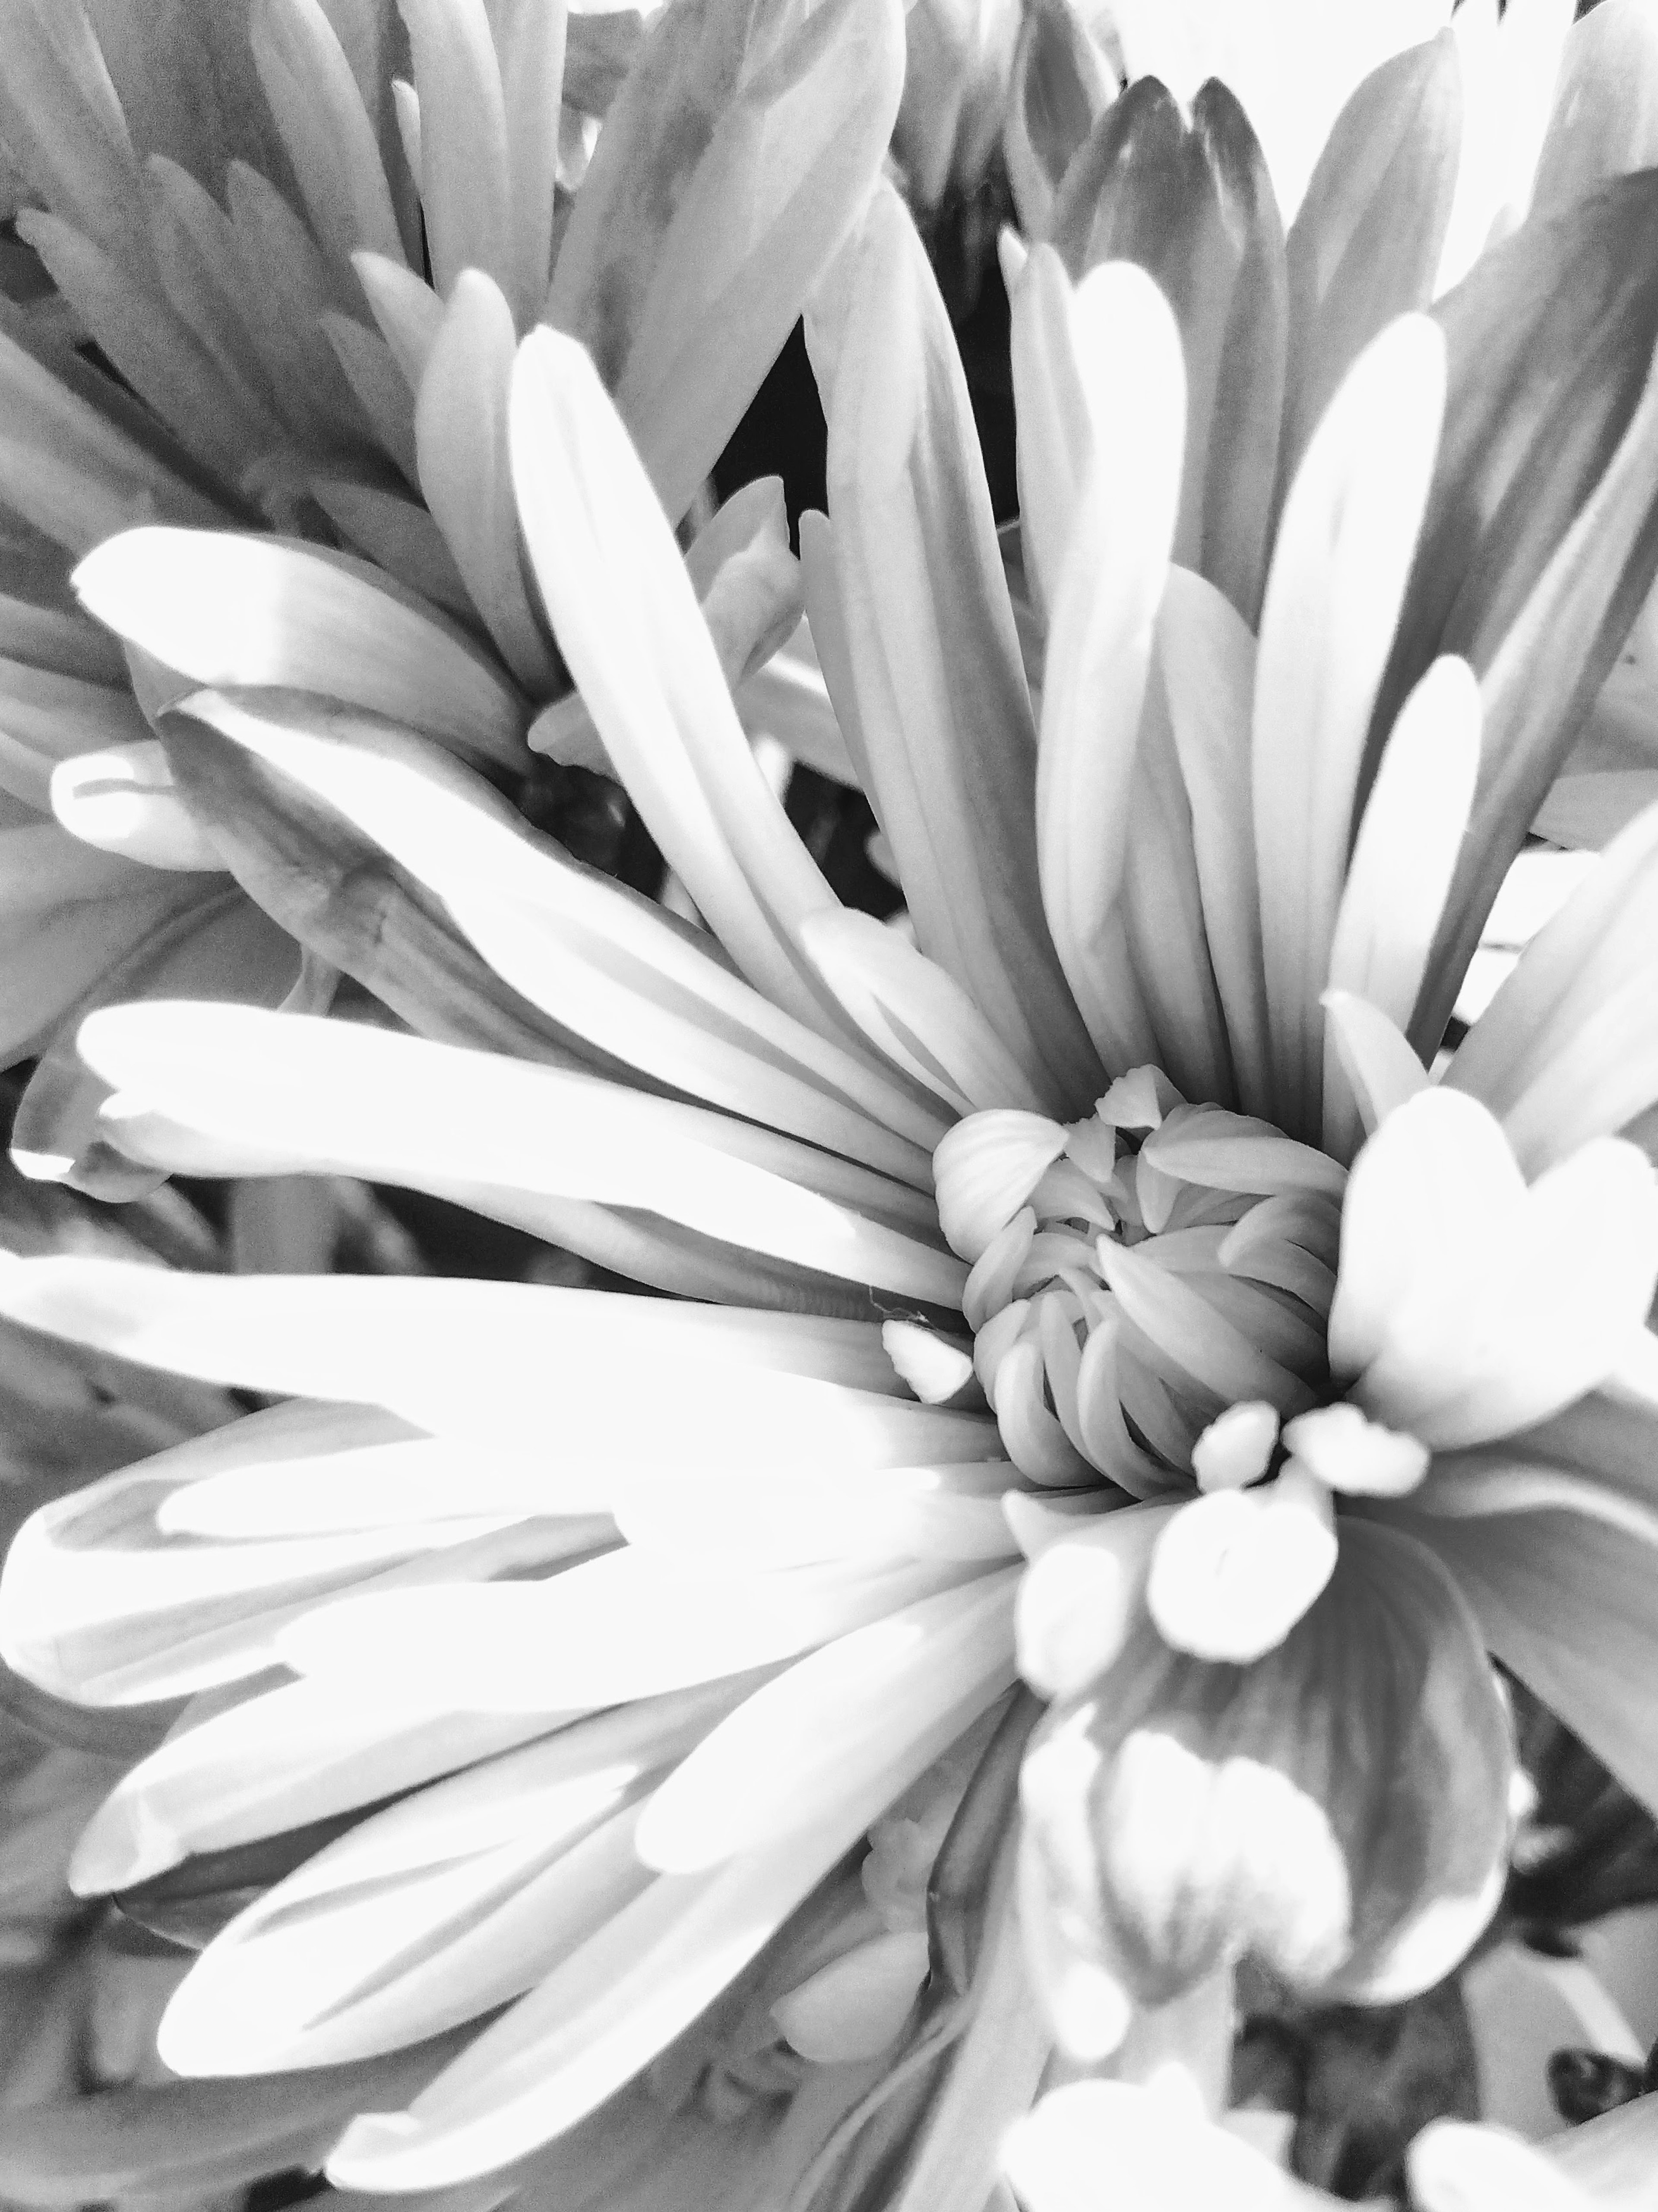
left=1019, top=1520, right=1512, bottom=2035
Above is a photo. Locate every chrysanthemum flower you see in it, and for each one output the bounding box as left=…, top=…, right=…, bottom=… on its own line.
left=0, top=0, right=898, bottom=1195
left=3, top=30, right=1658, bottom=2209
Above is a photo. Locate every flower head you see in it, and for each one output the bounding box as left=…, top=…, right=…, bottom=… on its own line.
left=3, top=22, right=1658, bottom=2207
left=0, top=0, right=900, bottom=1197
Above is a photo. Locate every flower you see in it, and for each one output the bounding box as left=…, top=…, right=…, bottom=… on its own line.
left=0, top=0, right=900, bottom=1196
left=1001, top=0, right=1658, bottom=844
left=3, top=35, right=1658, bottom=2212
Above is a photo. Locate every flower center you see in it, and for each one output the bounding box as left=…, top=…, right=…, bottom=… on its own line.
left=936, top=1068, right=1348, bottom=1495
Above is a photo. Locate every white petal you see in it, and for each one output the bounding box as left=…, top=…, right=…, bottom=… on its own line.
left=1145, top=1467, right=1338, bottom=1662
left=633, top=1570, right=1017, bottom=1870
left=1252, top=314, right=1446, bottom=1141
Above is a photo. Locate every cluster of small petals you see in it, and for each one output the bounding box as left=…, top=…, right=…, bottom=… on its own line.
left=943, top=1077, right=1342, bottom=1493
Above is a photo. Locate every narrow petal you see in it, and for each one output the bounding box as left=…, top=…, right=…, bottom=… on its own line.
left=1035, top=260, right=1184, bottom=1076
left=278, top=1553, right=974, bottom=1712
left=1448, top=802, right=1658, bottom=1171
left=71, top=1680, right=571, bottom=1895
left=547, top=0, right=904, bottom=524
left=1157, top=566, right=1272, bottom=1116
left=1321, top=992, right=1430, bottom=1146
left=810, top=181, right=1101, bottom=1107
left=1408, top=1502, right=1658, bottom=1817
left=633, top=1570, right=1017, bottom=1870
left=0, top=2034, right=475, bottom=2212
left=0, top=1254, right=970, bottom=1455
left=1421, top=336, right=1658, bottom=1054
left=1252, top=312, right=1446, bottom=1140
left=73, top=530, right=526, bottom=767
left=250, top=0, right=405, bottom=271
left=154, top=1685, right=747, bottom=2071
left=77, top=1003, right=966, bottom=1304
left=511, top=326, right=861, bottom=1045
left=173, top=687, right=943, bottom=1177
left=396, top=0, right=512, bottom=298
left=1280, top=32, right=1460, bottom=488
left=415, top=272, right=559, bottom=691
left=325, top=1693, right=991, bottom=2187
left=494, top=0, right=567, bottom=327
left=1323, top=656, right=1479, bottom=1154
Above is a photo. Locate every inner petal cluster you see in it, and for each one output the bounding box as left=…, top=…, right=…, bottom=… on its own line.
left=935, top=1069, right=1346, bottom=1496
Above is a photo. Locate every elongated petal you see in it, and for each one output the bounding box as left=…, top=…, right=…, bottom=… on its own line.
left=156, top=1684, right=748, bottom=2071
left=1321, top=991, right=1430, bottom=1144
left=1155, top=567, right=1272, bottom=1116
left=1252, top=312, right=1446, bottom=1141
left=1280, top=32, right=1460, bottom=491
left=0, top=311, right=230, bottom=552
left=0, top=0, right=148, bottom=271
left=799, top=910, right=1047, bottom=1117
left=326, top=1684, right=994, bottom=2187
left=396, top=0, right=511, bottom=297
left=1409, top=1502, right=1658, bottom=1816
left=1007, top=244, right=1094, bottom=621
left=74, top=531, right=526, bottom=767
left=0, top=1252, right=992, bottom=1462
left=79, top=1001, right=965, bottom=1303
left=548, top=0, right=903, bottom=526
left=173, top=686, right=943, bottom=1178
left=512, top=327, right=865, bottom=1045
left=1050, top=79, right=1285, bottom=617
left=0, top=2031, right=475, bottom=2209
left=1449, top=805, right=1658, bottom=1171
left=281, top=1552, right=971, bottom=1712
left=1323, top=656, right=1479, bottom=1154
left=71, top=1679, right=575, bottom=1895
left=1422, top=339, right=1658, bottom=1049
left=250, top=0, right=405, bottom=270
left=493, top=0, right=566, bottom=325
left=1002, top=0, right=1114, bottom=243
left=635, top=1570, right=1017, bottom=1870
left=811, top=182, right=1099, bottom=1108
left=1035, top=260, right=1184, bottom=1076
left=1530, top=0, right=1658, bottom=217
left=13, top=886, right=309, bottom=1203
left=0, top=656, right=152, bottom=811
left=13, top=211, right=269, bottom=488
left=415, top=272, right=558, bottom=690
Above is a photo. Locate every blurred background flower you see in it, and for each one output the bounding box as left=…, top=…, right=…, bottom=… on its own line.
left=0, top=0, right=899, bottom=1199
